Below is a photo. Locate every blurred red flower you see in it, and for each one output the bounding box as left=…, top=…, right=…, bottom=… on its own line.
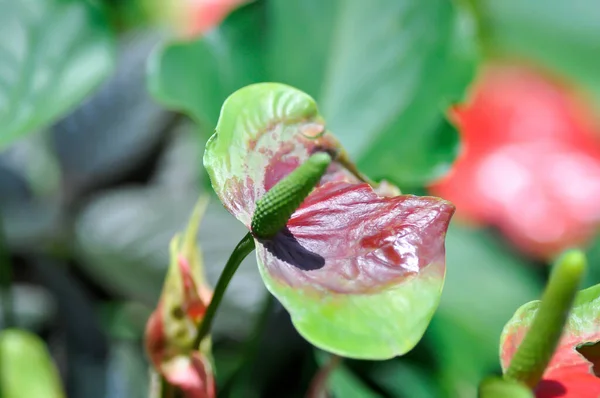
left=179, top=0, right=249, bottom=37
left=431, top=64, right=600, bottom=259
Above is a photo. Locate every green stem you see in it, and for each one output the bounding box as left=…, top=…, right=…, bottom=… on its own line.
left=0, top=212, right=14, bottom=329
left=478, top=377, right=533, bottom=398
left=307, top=354, right=342, bottom=398
left=505, top=250, right=586, bottom=387
left=159, top=376, right=175, bottom=398
left=193, top=232, right=255, bottom=348
left=335, top=150, right=377, bottom=187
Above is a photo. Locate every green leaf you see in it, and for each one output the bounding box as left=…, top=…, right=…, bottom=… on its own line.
left=359, top=115, right=460, bottom=188
left=0, top=329, right=65, bottom=398
left=149, top=0, right=476, bottom=186
left=147, top=2, right=265, bottom=128
left=0, top=0, right=114, bottom=149
left=483, top=0, right=600, bottom=105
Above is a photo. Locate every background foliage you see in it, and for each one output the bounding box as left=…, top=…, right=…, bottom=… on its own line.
left=1, top=0, right=599, bottom=397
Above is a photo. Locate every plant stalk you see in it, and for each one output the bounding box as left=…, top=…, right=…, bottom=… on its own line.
left=193, top=232, right=255, bottom=348
left=478, top=377, right=533, bottom=398
left=505, top=250, right=586, bottom=387
left=159, top=376, right=176, bottom=398
left=307, top=354, right=342, bottom=398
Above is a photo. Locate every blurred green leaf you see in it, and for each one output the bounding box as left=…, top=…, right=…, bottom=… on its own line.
left=328, top=366, right=381, bottom=398
left=99, top=301, right=150, bottom=340
left=366, top=360, right=442, bottom=398
left=484, top=0, right=600, bottom=104
left=147, top=2, right=264, bottom=128
left=427, top=224, right=542, bottom=396
left=359, top=114, right=460, bottom=189
left=314, top=352, right=381, bottom=398
left=74, top=186, right=265, bottom=338
left=51, top=30, right=167, bottom=192
left=0, top=0, right=115, bottom=149
left=106, top=341, right=150, bottom=398
left=0, top=284, right=56, bottom=331
left=0, top=329, right=65, bottom=398
left=149, top=0, right=476, bottom=187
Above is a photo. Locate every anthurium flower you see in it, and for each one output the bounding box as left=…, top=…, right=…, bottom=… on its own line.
left=430, top=64, right=600, bottom=259
left=203, top=83, right=455, bottom=359
left=501, top=283, right=600, bottom=397
left=145, top=198, right=215, bottom=398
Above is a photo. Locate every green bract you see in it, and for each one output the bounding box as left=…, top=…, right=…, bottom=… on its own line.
left=204, top=83, right=454, bottom=359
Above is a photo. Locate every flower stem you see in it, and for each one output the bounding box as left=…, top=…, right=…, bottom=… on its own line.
left=505, top=250, right=586, bottom=388
left=335, top=150, right=377, bottom=187
left=478, top=377, right=533, bottom=398
left=159, top=376, right=176, bottom=398
left=307, top=354, right=342, bottom=398
left=193, top=232, right=255, bottom=348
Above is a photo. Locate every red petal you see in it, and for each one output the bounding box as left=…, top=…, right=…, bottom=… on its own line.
left=162, top=353, right=216, bottom=398
left=536, top=366, right=600, bottom=398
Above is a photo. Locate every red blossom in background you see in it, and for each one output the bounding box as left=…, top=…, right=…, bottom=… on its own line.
left=146, top=0, right=249, bottom=38
left=430, top=64, right=600, bottom=259
left=183, top=0, right=249, bottom=37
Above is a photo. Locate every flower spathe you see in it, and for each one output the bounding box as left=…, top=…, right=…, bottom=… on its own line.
left=204, top=83, right=455, bottom=359
left=145, top=198, right=215, bottom=398
left=501, top=284, right=600, bottom=397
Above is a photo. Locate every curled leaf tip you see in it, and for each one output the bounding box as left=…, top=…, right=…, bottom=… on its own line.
left=505, top=249, right=587, bottom=387
left=251, top=152, right=332, bottom=239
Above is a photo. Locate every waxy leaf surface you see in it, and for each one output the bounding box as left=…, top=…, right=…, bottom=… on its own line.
left=150, top=0, right=476, bottom=187
left=204, top=84, right=454, bottom=358
left=500, top=284, right=600, bottom=397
